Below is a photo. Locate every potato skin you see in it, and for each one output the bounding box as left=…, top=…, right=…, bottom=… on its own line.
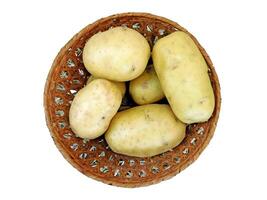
left=152, top=31, right=215, bottom=124
left=105, top=104, right=186, bottom=157
left=69, top=79, right=122, bottom=139
left=87, top=76, right=126, bottom=97
left=83, top=27, right=150, bottom=81
left=129, top=65, right=164, bottom=105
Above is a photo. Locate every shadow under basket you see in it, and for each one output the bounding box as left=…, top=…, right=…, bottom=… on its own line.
left=44, top=12, right=221, bottom=187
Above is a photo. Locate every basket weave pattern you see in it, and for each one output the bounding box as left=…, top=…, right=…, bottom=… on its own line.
left=44, top=13, right=221, bottom=187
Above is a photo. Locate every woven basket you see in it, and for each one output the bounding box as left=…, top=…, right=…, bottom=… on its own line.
left=44, top=12, right=221, bottom=187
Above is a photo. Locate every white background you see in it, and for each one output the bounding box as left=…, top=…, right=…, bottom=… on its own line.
left=0, top=0, right=266, bottom=199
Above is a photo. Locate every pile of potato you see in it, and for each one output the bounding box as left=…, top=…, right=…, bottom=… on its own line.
left=69, top=27, right=215, bottom=157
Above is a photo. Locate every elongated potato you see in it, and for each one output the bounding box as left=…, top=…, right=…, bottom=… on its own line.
left=83, top=27, right=150, bottom=81
left=152, top=31, right=215, bottom=124
left=105, top=104, right=186, bottom=157
left=69, top=79, right=122, bottom=139
left=87, top=76, right=126, bottom=96
left=129, top=65, right=164, bottom=105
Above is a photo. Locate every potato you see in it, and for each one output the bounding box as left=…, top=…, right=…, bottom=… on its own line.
left=87, top=76, right=126, bottom=96
left=152, top=31, right=215, bottom=124
left=129, top=65, right=165, bottom=105
left=105, top=104, right=186, bottom=157
left=83, top=27, right=150, bottom=81
left=69, top=79, right=122, bottom=139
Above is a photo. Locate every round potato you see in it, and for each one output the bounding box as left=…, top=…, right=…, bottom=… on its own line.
left=129, top=65, right=164, bottom=105
left=83, top=27, right=150, bottom=81
left=152, top=31, right=215, bottom=124
left=87, top=76, right=126, bottom=96
left=69, top=79, right=122, bottom=139
left=105, top=104, right=186, bottom=157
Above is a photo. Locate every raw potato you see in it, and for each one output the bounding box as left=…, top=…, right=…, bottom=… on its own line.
left=69, top=79, right=122, bottom=139
left=105, top=104, right=186, bottom=157
left=129, top=65, right=165, bottom=105
left=87, top=76, right=126, bottom=96
left=83, top=27, right=150, bottom=81
left=152, top=31, right=215, bottom=124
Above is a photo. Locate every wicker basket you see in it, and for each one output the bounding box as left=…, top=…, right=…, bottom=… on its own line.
left=44, top=12, right=221, bottom=187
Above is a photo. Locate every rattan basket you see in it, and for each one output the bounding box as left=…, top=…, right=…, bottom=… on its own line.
left=44, top=12, right=221, bottom=187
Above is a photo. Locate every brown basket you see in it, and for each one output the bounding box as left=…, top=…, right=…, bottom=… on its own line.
left=44, top=12, right=221, bottom=187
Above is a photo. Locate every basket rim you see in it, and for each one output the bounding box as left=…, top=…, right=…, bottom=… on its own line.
left=43, top=12, right=221, bottom=188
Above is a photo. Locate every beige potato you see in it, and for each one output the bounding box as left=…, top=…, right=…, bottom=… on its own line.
left=129, top=65, right=165, bottom=105
left=105, top=104, right=186, bottom=157
left=87, top=76, right=126, bottom=96
left=83, top=27, right=150, bottom=81
left=69, top=79, right=122, bottom=139
left=152, top=31, right=215, bottom=124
